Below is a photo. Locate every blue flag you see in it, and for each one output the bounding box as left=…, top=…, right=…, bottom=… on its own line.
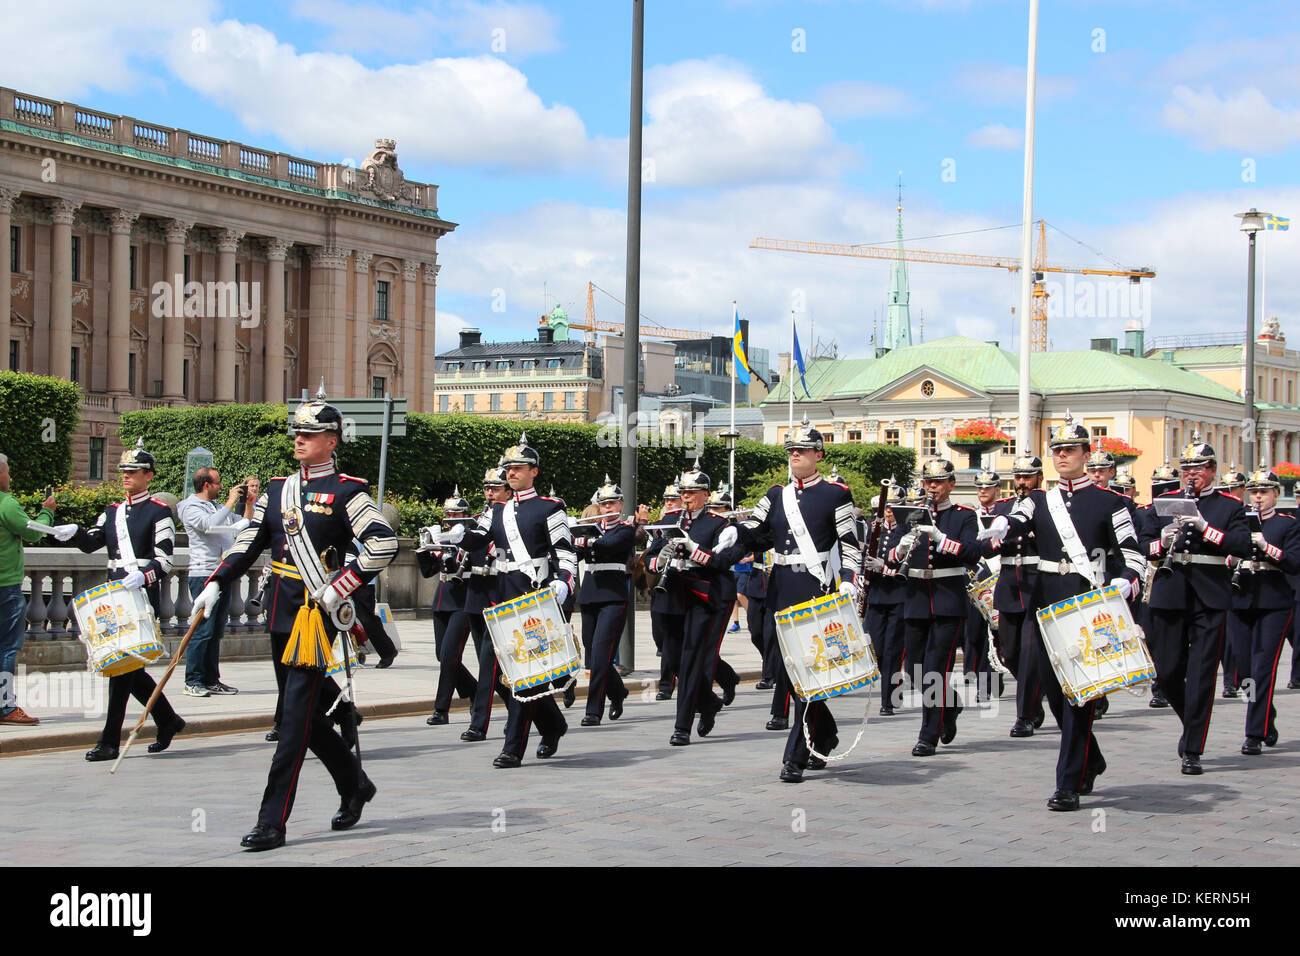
left=732, top=307, right=751, bottom=385
left=793, top=327, right=810, bottom=399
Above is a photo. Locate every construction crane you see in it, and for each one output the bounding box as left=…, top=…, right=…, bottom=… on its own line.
left=750, top=221, right=1155, bottom=351
left=538, top=282, right=710, bottom=344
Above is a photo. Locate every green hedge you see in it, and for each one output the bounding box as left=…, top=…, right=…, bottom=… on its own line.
left=823, top=444, right=916, bottom=488
left=0, top=371, right=80, bottom=492
left=740, top=466, right=880, bottom=511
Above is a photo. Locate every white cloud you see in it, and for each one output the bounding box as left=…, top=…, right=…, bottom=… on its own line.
left=434, top=309, right=476, bottom=352
left=1161, top=85, right=1300, bottom=153
left=289, top=0, right=560, bottom=59
left=952, top=63, right=1077, bottom=104
left=162, top=18, right=588, bottom=172
left=815, top=81, right=913, bottom=118
left=596, top=59, right=854, bottom=188
left=0, top=0, right=211, bottom=99
left=967, top=123, right=1023, bottom=150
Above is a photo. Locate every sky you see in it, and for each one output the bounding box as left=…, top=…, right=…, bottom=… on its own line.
left=5, top=0, right=1299, bottom=360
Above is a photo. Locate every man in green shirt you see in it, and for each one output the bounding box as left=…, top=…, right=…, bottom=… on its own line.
left=0, top=453, right=69, bottom=725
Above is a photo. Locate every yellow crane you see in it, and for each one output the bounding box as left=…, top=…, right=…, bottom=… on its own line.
left=750, top=220, right=1155, bottom=351
left=538, top=281, right=710, bottom=343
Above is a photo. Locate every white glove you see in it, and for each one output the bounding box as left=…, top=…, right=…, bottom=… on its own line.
left=551, top=580, right=570, bottom=605
left=438, top=523, right=467, bottom=545
left=1188, top=513, right=1208, bottom=533
left=50, top=523, right=78, bottom=542
left=1108, top=577, right=1133, bottom=601
left=715, top=526, right=739, bottom=551
left=315, top=584, right=344, bottom=613
left=916, top=523, right=942, bottom=541
left=864, top=555, right=886, bottom=572
left=838, top=580, right=858, bottom=602
left=977, top=516, right=1008, bottom=542
left=1251, top=532, right=1268, bottom=551
left=120, top=570, right=146, bottom=590
left=1160, top=522, right=1178, bottom=548
left=190, top=581, right=222, bottom=621
left=896, top=530, right=919, bottom=553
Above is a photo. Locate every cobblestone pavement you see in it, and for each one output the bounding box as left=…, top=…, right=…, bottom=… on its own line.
left=4, top=664, right=1298, bottom=865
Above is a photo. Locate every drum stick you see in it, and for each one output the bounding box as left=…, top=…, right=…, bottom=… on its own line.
left=110, top=611, right=202, bottom=774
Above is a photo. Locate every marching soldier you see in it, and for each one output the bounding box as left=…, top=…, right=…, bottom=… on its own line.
left=1231, top=466, right=1300, bottom=755
left=889, top=458, right=979, bottom=757
left=982, top=455, right=1046, bottom=737
left=1216, top=464, right=1250, bottom=699
left=192, top=394, right=399, bottom=850
left=75, top=439, right=187, bottom=762
left=981, top=414, right=1146, bottom=809
left=862, top=483, right=907, bottom=715
left=707, top=487, right=741, bottom=705
left=573, top=475, right=634, bottom=726
left=419, top=488, right=481, bottom=727
left=1140, top=432, right=1250, bottom=775
left=649, top=483, right=684, bottom=700
left=1140, top=462, right=1182, bottom=709
left=646, top=464, right=738, bottom=747
left=439, top=434, right=575, bottom=768
left=734, top=421, right=859, bottom=780
left=966, top=469, right=1003, bottom=702
left=743, top=547, right=777, bottom=690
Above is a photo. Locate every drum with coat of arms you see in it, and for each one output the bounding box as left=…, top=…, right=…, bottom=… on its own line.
left=774, top=591, right=880, bottom=702
left=482, top=586, right=582, bottom=695
left=1035, top=584, right=1155, bottom=706
left=72, top=580, right=166, bottom=677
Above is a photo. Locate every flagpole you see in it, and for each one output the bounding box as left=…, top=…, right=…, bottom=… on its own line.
left=1261, top=226, right=1267, bottom=332
left=729, top=301, right=737, bottom=500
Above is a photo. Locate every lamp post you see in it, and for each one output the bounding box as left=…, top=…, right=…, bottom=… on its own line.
left=1236, top=208, right=1269, bottom=466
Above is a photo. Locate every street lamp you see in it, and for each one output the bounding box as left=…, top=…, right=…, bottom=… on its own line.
left=1236, top=208, right=1270, bottom=466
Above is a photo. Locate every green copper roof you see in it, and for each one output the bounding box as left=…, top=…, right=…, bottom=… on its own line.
left=766, top=335, right=1244, bottom=405
left=1158, top=345, right=1245, bottom=365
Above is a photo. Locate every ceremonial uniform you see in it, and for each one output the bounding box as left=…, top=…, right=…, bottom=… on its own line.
left=965, top=501, right=1002, bottom=699
left=1142, top=448, right=1251, bottom=769
left=742, top=550, right=776, bottom=685
left=738, top=438, right=860, bottom=778
left=994, top=457, right=1145, bottom=803
left=889, top=479, right=979, bottom=753
left=982, top=492, right=1044, bottom=732
left=863, top=519, right=906, bottom=713
left=74, top=470, right=185, bottom=759
left=198, top=398, right=399, bottom=849
left=574, top=506, right=635, bottom=724
left=418, top=523, right=481, bottom=723
left=650, top=499, right=685, bottom=699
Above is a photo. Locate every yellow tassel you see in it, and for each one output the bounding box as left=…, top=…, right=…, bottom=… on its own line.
left=281, top=589, right=336, bottom=670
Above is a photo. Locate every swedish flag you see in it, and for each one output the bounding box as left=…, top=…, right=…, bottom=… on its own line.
left=732, top=306, right=751, bottom=385
left=1267, top=215, right=1290, bottom=231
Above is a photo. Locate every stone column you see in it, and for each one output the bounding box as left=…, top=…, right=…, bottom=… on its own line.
left=215, top=227, right=243, bottom=403
left=162, top=219, right=191, bottom=401
left=48, top=199, right=80, bottom=381
left=352, top=251, right=373, bottom=395
left=402, top=260, right=418, bottom=398
left=107, top=209, right=139, bottom=396
left=308, top=246, right=347, bottom=395
left=263, top=238, right=291, bottom=405
left=421, top=261, right=439, bottom=411
left=0, top=186, right=17, bottom=370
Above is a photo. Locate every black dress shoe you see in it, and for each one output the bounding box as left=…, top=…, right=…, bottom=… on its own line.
left=356, top=649, right=368, bottom=666
left=265, top=728, right=280, bottom=742
left=1181, top=754, right=1203, bottom=775
left=563, top=682, right=577, bottom=709
left=580, top=715, right=601, bottom=727
left=426, top=711, right=449, bottom=726
left=766, top=717, right=788, bottom=731
left=1288, top=679, right=1300, bottom=690
left=1033, top=709, right=1045, bottom=729
left=148, top=717, right=186, bottom=753
left=536, top=726, right=565, bottom=758
left=493, top=752, right=521, bottom=768
left=1265, top=725, right=1279, bottom=747
left=331, top=776, right=377, bottom=831
left=1010, top=718, right=1035, bottom=738
left=1149, top=692, right=1170, bottom=708
left=1047, top=789, right=1079, bottom=811
left=376, top=653, right=397, bottom=669
left=1080, top=755, right=1106, bottom=795
left=698, top=708, right=717, bottom=737
left=669, top=731, right=690, bottom=746
left=878, top=705, right=895, bottom=716
left=460, top=728, right=487, bottom=742
left=807, top=755, right=827, bottom=771
left=755, top=679, right=775, bottom=690
left=655, top=690, right=672, bottom=701
left=721, top=681, right=737, bottom=706
left=241, top=824, right=286, bottom=851
left=1093, top=696, right=1109, bottom=719
left=609, top=694, right=624, bottom=721
left=940, top=704, right=960, bottom=745
left=912, top=740, right=936, bottom=757
left=1242, top=737, right=1263, bottom=756
left=1222, top=684, right=1239, bottom=699
left=85, top=744, right=119, bottom=762
left=779, top=762, right=804, bottom=783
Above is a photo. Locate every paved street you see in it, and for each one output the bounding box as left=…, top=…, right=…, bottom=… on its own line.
left=3, top=642, right=1299, bottom=865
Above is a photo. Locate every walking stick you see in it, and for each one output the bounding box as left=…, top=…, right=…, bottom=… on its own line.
left=111, top=610, right=203, bottom=774
left=340, top=626, right=363, bottom=775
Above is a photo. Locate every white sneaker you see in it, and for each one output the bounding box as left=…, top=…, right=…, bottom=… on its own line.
left=183, top=684, right=211, bottom=698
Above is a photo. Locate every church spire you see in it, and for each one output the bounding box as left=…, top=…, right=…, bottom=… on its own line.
left=885, top=172, right=912, bottom=353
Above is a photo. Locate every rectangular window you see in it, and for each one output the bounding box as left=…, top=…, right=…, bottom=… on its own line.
left=235, top=263, right=241, bottom=286
left=921, top=427, right=937, bottom=457
left=8, top=225, right=17, bottom=273
left=847, top=429, right=862, bottom=442
left=543, top=391, right=554, bottom=410
left=372, top=376, right=385, bottom=398
left=1003, top=425, right=1017, bottom=457
left=564, top=391, right=575, bottom=410
left=885, top=428, right=900, bottom=446
left=491, top=393, right=501, bottom=412
left=9, top=340, right=17, bottom=372
left=522, top=359, right=537, bottom=370
left=547, top=358, right=563, bottom=369
left=1272, top=378, right=1279, bottom=403
left=183, top=358, right=190, bottom=399
left=1289, top=379, right=1295, bottom=406
left=184, top=254, right=191, bottom=285
left=375, top=280, right=389, bottom=321
left=472, top=361, right=489, bottom=371
left=129, top=246, right=137, bottom=290
left=89, top=438, right=105, bottom=481
left=465, top=394, right=475, bottom=412
left=71, top=236, right=81, bottom=282
left=1090, top=426, right=1108, bottom=443
left=439, top=394, right=449, bottom=413
left=516, top=393, right=527, bottom=412
left=444, top=361, right=461, bottom=371
left=496, top=361, right=510, bottom=370
left=70, top=346, right=80, bottom=384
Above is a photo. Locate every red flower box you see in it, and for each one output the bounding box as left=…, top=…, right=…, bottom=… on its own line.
left=943, top=420, right=1011, bottom=445
left=1096, top=436, right=1142, bottom=459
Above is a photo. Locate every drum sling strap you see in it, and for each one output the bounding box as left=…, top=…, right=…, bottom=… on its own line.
left=502, top=499, right=546, bottom=589
left=1045, top=488, right=1102, bottom=589
left=781, top=484, right=831, bottom=591
left=280, top=472, right=336, bottom=671
left=114, top=501, right=140, bottom=574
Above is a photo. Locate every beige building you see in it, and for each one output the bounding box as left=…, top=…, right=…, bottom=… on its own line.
left=1, top=86, right=454, bottom=479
